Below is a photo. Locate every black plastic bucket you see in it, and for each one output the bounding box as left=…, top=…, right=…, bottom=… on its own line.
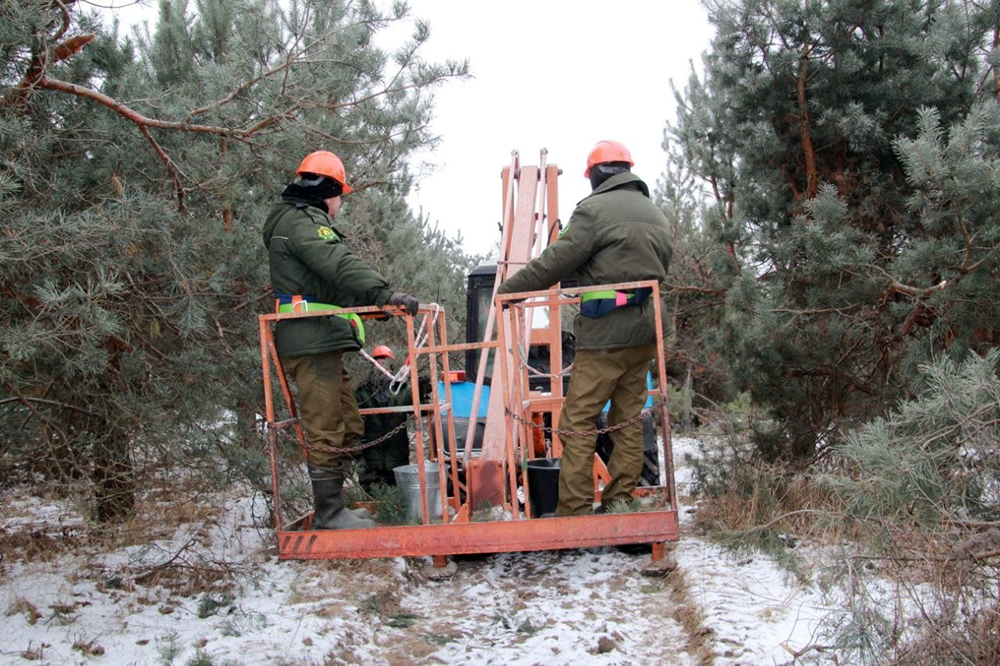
left=526, top=458, right=561, bottom=517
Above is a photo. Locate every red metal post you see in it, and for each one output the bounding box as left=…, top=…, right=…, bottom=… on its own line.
left=510, top=304, right=533, bottom=519
left=545, top=163, right=565, bottom=457
left=423, top=313, right=450, bottom=524
left=651, top=282, right=676, bottom=509
left=436, top=312, right=462, bottom=510
left=260, top=317, right=284, bottom=533
left=463, top=151, right=520, bottom=464
left=494, top=302, right=520, bottom=517
left=405, top=313, right=431, bottom=525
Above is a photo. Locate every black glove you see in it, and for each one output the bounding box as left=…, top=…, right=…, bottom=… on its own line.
left=500, top=295, right=526, bottom=309
left=387, top=292, right=419, bottom=316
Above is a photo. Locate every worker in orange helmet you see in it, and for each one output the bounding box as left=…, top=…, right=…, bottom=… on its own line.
left=371, top=345, right=395, bottom=362
left=353, top=344, right=413, bottom=488
left=263, top=150, right=421, bottom=530
left=497, top=140, right=672, bottom=520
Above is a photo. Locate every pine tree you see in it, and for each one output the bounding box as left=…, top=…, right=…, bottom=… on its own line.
left=0, top=0, right=469, bottom=519
left=665, top=0, right=1000, bottom=459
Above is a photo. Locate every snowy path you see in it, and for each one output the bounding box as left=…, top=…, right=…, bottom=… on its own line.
left=388, top=549, right=692, bottom=664
left=0, top=437, right=832, bottom=665
left=670, top=437, right=831, bottom=663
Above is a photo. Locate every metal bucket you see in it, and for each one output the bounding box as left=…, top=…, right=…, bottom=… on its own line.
left=393, top=461, right=445, bottom=520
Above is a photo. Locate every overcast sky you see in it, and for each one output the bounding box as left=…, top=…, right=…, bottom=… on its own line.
left=393, top=0, right=716, bottom=257
left=103, top=0, right=716, bottom=258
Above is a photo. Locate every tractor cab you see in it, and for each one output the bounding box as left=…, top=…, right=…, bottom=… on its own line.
left=464, top=263, right=577, bottom=391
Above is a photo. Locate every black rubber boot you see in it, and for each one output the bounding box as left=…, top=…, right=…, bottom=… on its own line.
left=307, top=464, right=376, bottom=530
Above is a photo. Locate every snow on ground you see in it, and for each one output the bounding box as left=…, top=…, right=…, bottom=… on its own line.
left=1, top=438, right=843, bottom=665
left=398, top=550, right=692, bottom=664
left=671, top=437, right=832, bottom=663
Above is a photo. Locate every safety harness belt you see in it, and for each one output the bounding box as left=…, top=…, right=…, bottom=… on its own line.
left=274, top=293, right=366, bottom=345
left=579, top=287, right=652, bottom=318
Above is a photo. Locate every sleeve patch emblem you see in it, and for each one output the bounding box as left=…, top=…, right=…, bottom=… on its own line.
left=317, top=226, right=335, bottom=239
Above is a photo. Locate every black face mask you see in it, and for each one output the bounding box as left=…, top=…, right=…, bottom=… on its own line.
left=281, top=174, right=343, bottom=210
left=589, top=163, right=631, bottom=190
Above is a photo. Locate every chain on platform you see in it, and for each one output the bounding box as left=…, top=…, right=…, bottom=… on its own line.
left=270, top=417, right=411, bottom=455
left=516, top=340, right=573, bottom=379
left=505, top=407, right=653, bottom=438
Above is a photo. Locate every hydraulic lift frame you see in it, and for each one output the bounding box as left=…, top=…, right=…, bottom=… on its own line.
left=258, top=152, right=678, bottom=563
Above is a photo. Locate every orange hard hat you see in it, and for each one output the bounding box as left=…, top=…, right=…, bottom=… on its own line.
left=372, top=345, right=395, bottom=361
left=584, top=140, right=634, bottom=178
left=296, top=151, right=354, bottom=194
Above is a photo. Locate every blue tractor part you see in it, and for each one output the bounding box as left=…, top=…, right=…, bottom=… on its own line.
left=438, top=373, right=660, bottom=486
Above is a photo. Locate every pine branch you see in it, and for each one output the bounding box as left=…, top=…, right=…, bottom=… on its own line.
left=0, top=396, right=99, bottom=418
left=50, top=0, right=72, bottom=44
left=890, top=279, right=949, bottom=297
left=3, top=32, right=95, bottom=108
left=137, top=124, right=187, bottom=213
left=943, top=518, right=1000, bottom=529
left=773, top=304, right=865, bottom=316
left=32, top=75, right=291, bottom=209
left=36, top=76, right=281, bottom=139
left=664, top=283, right=725, bottom=296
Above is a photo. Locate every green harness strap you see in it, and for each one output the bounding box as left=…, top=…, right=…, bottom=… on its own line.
left=276, top=301, right=366, bottom=345
left=580, top=290, right=637, bottom=303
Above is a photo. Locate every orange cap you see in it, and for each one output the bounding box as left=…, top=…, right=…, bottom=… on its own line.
left=584, top=140, right=634, bottom=178
left=297, top=151, right=354, bottom=194
left=372, top=345, right=394, bottom=361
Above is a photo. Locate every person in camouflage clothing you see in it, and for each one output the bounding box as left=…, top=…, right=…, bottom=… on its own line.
left=353, top=346, right=411, bottom=487
left=262, top=150, right=420, bottom=530
left=497, top=140, right=672, bottom=517
left=354, top=346, right=436, bottom=488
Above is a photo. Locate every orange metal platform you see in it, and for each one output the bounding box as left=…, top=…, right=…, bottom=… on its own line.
left=258, top=152, right=677, bottom=563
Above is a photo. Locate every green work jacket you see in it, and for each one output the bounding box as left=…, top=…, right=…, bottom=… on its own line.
left=263, top=197, right=393, bottom=358
left=497, top=173, right=672, bottom=350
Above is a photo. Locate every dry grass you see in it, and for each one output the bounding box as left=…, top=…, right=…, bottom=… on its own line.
left=3, top=481, right=257, bottom=598
left=133, top=561, right=234, bottom=598
left=289, top=557, right=404, bottom=612
left=858, top=525, right=1000, bottom=663
left=663, top=562, right=716, bottom=664
left=18, top=642, right=45, bottom=661
left=5, top=596, right=41, bottom=625
left=110, top=494, right=217, bottom=548
left=693, top=462, right=860, bottom=545
left=0, top=476, right=226, bottom=578
left=894, top=600, right=1000, bottom=665
left=692, top=449, right=1000, bottom=662
left=71, top=637, right=105, bottom=657
left=0, top=526, right=83, bottom=566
